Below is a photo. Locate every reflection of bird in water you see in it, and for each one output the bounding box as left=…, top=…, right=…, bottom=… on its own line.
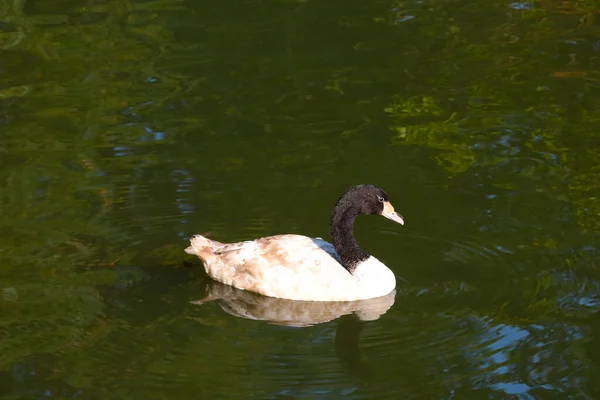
left=185, top=185, right=404, bottom=301
left=191, top=280, right=396, bottom=328
left=335, top=314, right=368, bottom=378
left=192, top=280, right=392, bottom=388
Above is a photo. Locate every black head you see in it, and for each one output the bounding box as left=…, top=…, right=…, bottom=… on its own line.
left=329, top=184, right=404, bottom=270
left=334, top=185, right=404, bottom=224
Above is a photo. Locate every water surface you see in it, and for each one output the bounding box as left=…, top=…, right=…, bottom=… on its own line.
left=1, top=0, right=600, bottom=398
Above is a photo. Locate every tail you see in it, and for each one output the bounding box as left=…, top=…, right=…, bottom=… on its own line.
left=185, top=234, right=224, bottom=262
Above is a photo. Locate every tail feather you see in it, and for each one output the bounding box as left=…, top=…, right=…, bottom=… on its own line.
left=185, top=235, right=224, bottom=261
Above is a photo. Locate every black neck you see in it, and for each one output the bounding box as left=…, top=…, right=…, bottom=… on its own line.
left=330, top=205, right=369, bottom=273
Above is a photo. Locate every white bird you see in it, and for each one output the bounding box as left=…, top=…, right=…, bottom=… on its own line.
left=185, top=184, right=404, bottom=301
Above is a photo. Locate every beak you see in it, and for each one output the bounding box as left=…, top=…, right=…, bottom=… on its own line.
left=382, top=201, right=404, bottom=225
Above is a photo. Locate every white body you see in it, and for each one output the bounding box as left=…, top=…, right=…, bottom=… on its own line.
left=185, top=234, right=396, bottom=302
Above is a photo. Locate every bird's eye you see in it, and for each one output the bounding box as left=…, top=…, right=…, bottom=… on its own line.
left=377, top=195, right=384, bottom=202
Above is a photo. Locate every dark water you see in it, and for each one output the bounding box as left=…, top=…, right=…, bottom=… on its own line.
left=1, top=0, right=600, bottom=398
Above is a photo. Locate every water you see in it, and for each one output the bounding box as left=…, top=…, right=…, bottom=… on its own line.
left=1, top=0, right=600, bottom=398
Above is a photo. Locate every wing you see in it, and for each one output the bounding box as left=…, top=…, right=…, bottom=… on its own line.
left=204, top=234, right=356, bottom=301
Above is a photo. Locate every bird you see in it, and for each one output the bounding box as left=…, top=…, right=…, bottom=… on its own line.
left=185, top=184, right=404, bottom=302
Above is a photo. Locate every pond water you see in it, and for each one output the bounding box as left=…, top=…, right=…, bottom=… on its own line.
left=1, top=0, right=600, bottom=398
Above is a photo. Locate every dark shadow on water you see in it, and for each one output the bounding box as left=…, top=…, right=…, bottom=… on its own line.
left=97, top=264, right=205, bottom=326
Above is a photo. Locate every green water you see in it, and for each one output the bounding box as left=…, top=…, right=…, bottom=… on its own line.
left=1, top=0, right=600, bottom=398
